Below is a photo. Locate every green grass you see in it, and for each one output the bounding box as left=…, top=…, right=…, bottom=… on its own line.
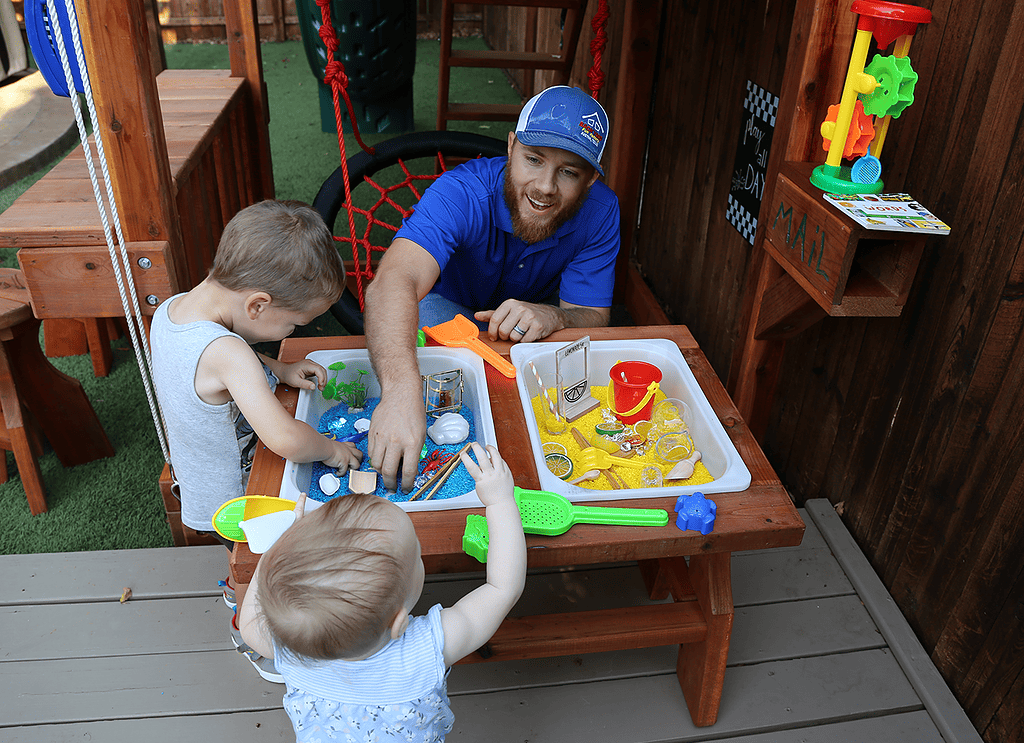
left=0, top=38, right=519, bottom=554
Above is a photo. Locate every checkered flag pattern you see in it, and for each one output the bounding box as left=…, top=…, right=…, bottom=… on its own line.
left=744, top=80, right=779, bottom=127
left=727, top=193, right=758, bottom=244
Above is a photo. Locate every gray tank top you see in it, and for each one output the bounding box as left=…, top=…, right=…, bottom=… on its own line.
left=152, top=294, right=274, bottom=531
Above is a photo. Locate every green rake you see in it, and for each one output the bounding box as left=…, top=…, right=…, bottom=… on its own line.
left=463, top=486, right=669, bottom=562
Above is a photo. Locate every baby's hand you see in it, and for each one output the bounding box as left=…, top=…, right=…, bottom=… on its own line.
left=293, top=491, right=308, bottom=519
left=460, top=443, right=514, bottom=507
left=279, top=359, right=327, bottom=391
left=323, top=441, right=363, bottom=472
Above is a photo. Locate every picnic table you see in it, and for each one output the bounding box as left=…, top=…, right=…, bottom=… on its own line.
left=232, top=325, right=804, bottom=727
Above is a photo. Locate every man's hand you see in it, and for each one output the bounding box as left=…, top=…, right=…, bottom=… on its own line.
left=476, top=299, right=611, bottom=342
left=368, top=381, right=427, bottom=492
left=476, top=300, right=563, bottom=342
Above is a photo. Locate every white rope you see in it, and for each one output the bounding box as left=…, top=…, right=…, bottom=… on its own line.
left=46, top=0, right=170, bottom=462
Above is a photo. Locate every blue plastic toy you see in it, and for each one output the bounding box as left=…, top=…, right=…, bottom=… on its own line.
left=26, top=0, right=87, bottom=97
left=674, top=491, right=717, bottom=534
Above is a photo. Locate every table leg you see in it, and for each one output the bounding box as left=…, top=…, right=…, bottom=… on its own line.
left=0, top=342, right=48, bottom=514
left=676, top=552, right=733, bottom=727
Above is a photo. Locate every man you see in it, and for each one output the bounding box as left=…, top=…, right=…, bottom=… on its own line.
left=364, top=85, right=620, bottom=491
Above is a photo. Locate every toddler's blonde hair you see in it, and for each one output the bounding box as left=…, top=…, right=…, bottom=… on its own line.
left=209, top=200, right=345, bottom=310
left=257, top=494, right=413, bottom=661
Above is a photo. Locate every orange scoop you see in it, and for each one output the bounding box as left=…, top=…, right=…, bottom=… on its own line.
left=423, top=315, right=516, bottom=378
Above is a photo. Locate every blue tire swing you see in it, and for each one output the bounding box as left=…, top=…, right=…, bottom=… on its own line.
left=25, top=0, right=86, bottom=97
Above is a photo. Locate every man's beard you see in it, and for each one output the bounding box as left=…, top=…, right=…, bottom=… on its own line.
left=504, top=163, right=590, bottom=244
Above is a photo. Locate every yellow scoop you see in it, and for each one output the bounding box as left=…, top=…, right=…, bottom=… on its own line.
left=578, top=446, right=663, bottom=473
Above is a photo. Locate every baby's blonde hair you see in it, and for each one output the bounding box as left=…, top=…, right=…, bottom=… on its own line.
left=209, top=199, right=346, bottom=310
left=257, top=494, right=413, bottom=661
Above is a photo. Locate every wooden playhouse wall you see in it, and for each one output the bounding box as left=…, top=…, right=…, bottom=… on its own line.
left=489, top=1, right=1022, bottom=740
left=666, top=0, right=1021, bottom=739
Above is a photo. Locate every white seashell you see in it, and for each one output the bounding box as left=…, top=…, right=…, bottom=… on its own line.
left=427, top=412, right=470, bottom=445
left=354, top=417, right=371, bottom=432
left=319, top=472, right=341, bottom=496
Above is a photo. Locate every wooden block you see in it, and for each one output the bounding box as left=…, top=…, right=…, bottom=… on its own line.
left=40, top=318, right=89, bottom=358
left=18, top=242, right=178, bottom=318
left=348, top=469, right=377, bottom=495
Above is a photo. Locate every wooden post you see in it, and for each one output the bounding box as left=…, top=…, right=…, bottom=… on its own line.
left=75, top=0, right=186, bottom=294
left=224, top=0, right=275, bottom=200
left=727, top=0, right=853, bottom=440
left=606, top=0, right=663, bottom=308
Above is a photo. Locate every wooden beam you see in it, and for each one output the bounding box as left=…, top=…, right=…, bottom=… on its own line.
left=728, top=0, right=853, bottom=441
left=754, top=269, right=827, bottom=341
left=607, top=0, right=663, bottom=304
left=76, top=0, right=186, bottom=293
left=223, top=0, right=274, bottom=200
left=18, top=242, right=175, bottom=319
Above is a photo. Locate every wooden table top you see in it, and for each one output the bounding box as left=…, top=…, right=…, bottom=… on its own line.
left=231, top=326, right=804, bottom=582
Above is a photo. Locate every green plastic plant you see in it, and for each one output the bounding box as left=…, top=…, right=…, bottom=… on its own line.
left=322, top=362, right=371, bottom=409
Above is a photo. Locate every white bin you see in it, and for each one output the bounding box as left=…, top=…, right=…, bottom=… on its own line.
left=510, top=339, right=750, bottom=502
left=279, top=348, right=496, bottom=512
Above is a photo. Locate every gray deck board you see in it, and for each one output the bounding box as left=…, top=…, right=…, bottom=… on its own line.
left=0, top=502, right=981, bottom=742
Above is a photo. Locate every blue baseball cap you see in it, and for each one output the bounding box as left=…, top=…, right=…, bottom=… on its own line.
left=515, top=86, right=609, bottom=175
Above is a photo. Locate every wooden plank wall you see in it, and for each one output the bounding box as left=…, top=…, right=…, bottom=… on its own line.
left=599, top=1, right=1022, bottom=741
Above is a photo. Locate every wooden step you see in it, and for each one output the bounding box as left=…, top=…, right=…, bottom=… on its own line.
left=449, top=49, right=570, bottom=70
left=443, top=103, right=522, bottom=122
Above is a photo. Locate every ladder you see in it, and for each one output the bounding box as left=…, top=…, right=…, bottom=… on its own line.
left=436, top=0, right=586, bottom=130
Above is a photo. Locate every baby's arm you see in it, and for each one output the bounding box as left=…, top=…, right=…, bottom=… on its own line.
left=207, top=337, right=362, bottom=470
left=440, top=443, right=526, bottom=667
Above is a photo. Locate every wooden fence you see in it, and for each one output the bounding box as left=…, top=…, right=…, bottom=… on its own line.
left=152, top=0, right=479, bottom=43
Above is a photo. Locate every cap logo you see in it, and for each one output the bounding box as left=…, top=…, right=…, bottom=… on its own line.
left=578, top=110, right=605, bottom=148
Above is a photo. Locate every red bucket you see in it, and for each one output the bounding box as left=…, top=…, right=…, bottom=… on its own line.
left=609, top=361, right=662, bottom=424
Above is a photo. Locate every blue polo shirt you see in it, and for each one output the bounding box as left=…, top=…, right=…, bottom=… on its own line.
left=395, top=156, right=620, bottom=310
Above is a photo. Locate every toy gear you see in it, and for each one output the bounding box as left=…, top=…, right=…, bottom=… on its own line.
left=821, top=100, right=876, bottom=160
left=860, top=54, right=919, bottom=119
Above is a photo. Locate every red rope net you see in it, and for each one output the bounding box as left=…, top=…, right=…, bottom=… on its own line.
left=316, top=0, right=609, bottom=310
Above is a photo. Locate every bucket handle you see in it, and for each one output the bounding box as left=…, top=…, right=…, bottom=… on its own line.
left=605, top=379, right=661, bottom=419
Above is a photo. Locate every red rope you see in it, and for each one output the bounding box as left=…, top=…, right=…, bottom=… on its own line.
left=587, top=0, right=610, bottom=97
left=315, top=0, right=378, bottom=307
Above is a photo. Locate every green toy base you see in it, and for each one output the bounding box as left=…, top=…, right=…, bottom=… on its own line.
left=810, top=164, right=885, bottom=195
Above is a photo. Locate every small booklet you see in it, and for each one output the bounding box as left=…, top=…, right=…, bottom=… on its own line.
left=823, top=193, right=951, bottom=235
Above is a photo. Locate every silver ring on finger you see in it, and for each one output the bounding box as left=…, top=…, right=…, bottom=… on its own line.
left=512, top=324, right=526, bottom=336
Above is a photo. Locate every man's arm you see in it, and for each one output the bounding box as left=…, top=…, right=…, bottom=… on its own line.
left=475, top=299, right=610, bottom=343
left=364, top=238, right=441, bottom=491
